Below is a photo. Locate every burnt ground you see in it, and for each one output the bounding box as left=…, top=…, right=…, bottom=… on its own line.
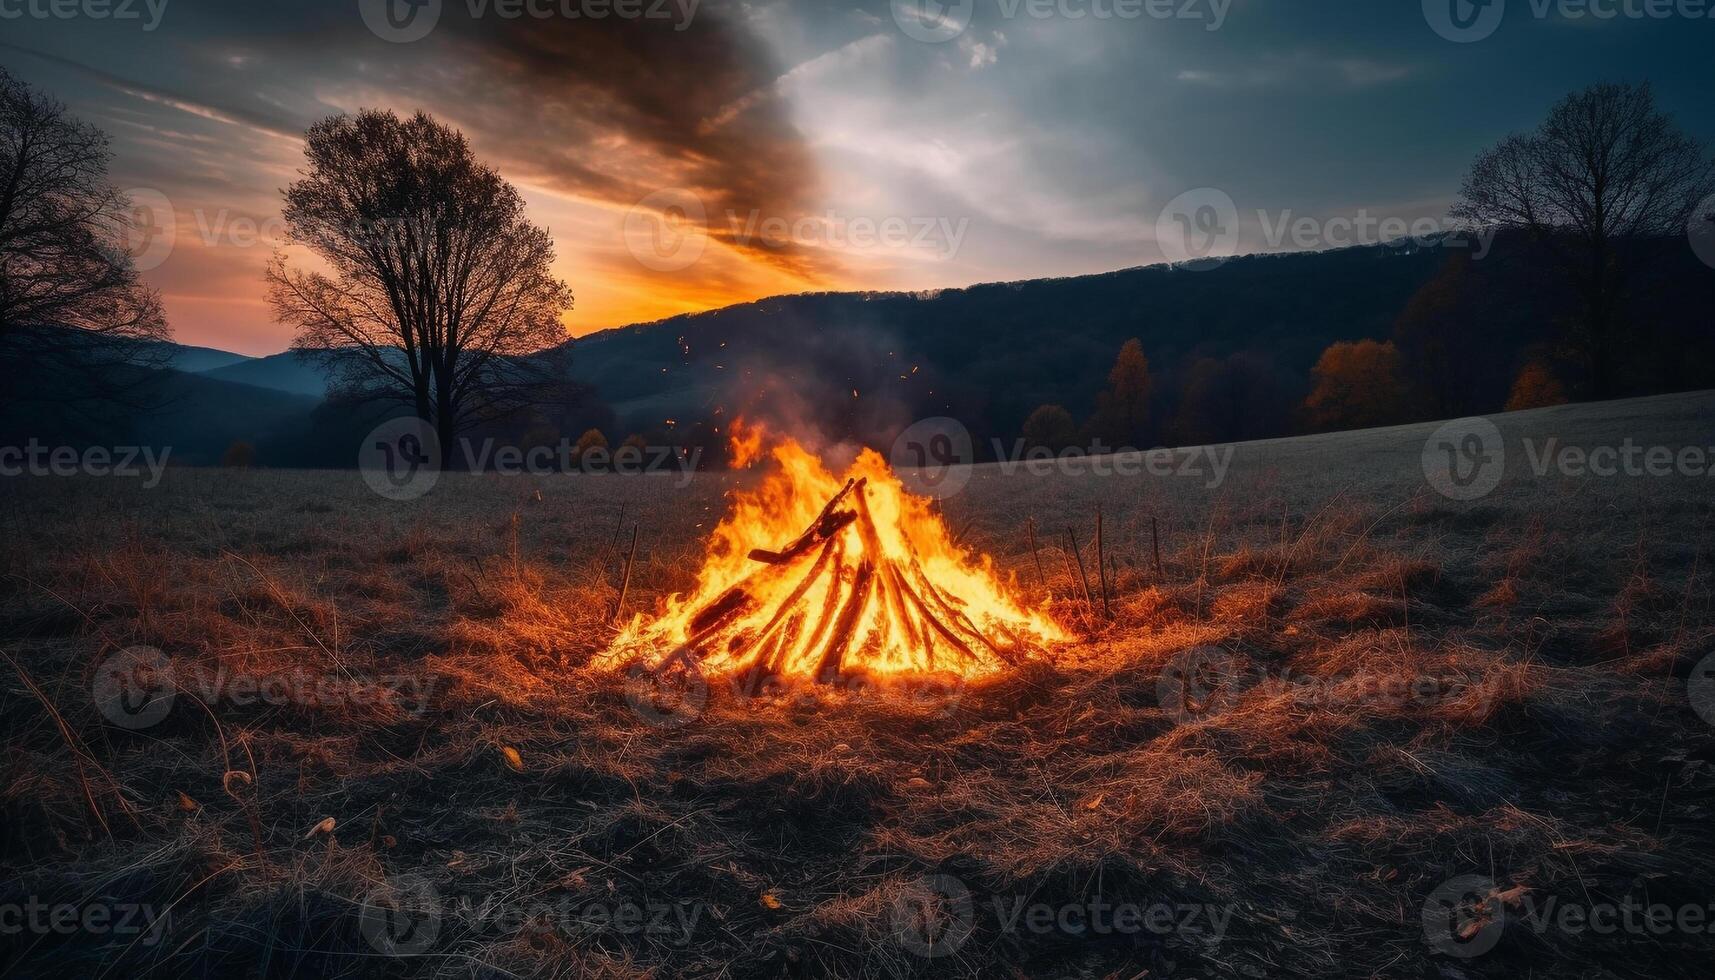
left=3, top=391, right=1714, bottom=978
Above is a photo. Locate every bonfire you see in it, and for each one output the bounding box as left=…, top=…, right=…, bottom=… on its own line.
left=602, top=424, right=1067, bottom=686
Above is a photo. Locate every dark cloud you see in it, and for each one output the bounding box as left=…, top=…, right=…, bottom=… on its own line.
left=8, top=0, right=837, bottom=281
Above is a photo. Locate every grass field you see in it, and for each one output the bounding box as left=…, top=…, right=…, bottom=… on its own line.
left=3, top=391, right=1714, bottom=978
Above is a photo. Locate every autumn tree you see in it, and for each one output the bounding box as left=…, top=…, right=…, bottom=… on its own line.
left=1302, top=340, right=1413, bottom=432
left=268, top=110, right=574, bottom=454
left=1021, top=404, right=1078, bottom=452
left=574, top=428, right=608, bottom=454
left=1452, top=82, right=1715, bottom=398
left=0, top=68, right=169, bottom=408
left=1088, top=338, right=1152, bottom=448
left=1504, top=361, right=1568, bottom=412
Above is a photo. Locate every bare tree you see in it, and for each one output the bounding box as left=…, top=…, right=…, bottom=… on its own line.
left=267, top=110, right=574, bottom=455
left=1452, top=82, right=1715, bottom=397
left=0, top=67, right=169, bottom=409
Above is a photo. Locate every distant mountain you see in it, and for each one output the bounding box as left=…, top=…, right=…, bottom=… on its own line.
left=564, top=231, right=1715, bottom=450
left=141, top=374, right=324, bottom=464
left=196, top=351, right=332, bottom=398
left=142, top=341, right=255, bottom=374
left=85, top=232, right=1714, bottom=461
left=566, top=240, right=1456, bottom=442
left=0, top=366, right=322, bottom=466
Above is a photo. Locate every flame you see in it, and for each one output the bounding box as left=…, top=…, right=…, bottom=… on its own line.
left=601, top=423, right=1067, bottom=684
left=728, top=417, right=766, bottom=469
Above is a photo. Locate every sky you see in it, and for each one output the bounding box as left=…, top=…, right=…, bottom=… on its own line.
left=4, top=0, right=1712, bottom=354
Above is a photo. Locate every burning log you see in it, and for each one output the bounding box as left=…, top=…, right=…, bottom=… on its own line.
left=601, top=432, right=1066, bottom=685
left=749, top=478, right=861, bottom=565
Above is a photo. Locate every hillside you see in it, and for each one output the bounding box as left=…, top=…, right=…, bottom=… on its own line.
left=196, top=351, right=332, bottom=399
left=51, top=232, right=1714, bottom=461
left=145, top=341, right=255, bottom=374
left=567, top=231, right=1713, bottom=446
left=0, top=367, right=322, bottom=466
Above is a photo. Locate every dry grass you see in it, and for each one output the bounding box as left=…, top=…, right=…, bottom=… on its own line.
left=4, top=394, right=1715, bottom=978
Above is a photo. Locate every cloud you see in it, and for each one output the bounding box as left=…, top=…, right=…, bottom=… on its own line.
left=958, top=33, right=1004, bottom=70
left=1175, top=51, right=1415, bottom=89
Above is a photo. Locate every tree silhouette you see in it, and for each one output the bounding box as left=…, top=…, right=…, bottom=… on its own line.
left=1088, top=338, right=1152, bottom=449
left=1170, top=352, right=1293, bottom=446
left=1021, top=404, right=1078, bottom=452
left=1453, top=82, right=1715, bottom=398
left=1302, top=340, right=1412, bottom=432
left=1392, top=250, right=1489, bottom=419
left=267, top=110, right=574, bottom=455
left=0, top=68, right=169, bottom=409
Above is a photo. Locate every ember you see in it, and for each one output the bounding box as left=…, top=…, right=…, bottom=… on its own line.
left=601, top=423, right=1066, bottom=684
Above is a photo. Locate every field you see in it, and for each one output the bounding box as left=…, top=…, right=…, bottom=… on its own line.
left=3, top=391, right=1714, bottom=978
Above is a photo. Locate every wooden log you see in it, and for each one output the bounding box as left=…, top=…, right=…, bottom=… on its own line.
left=730, top=538, right=839, bottom=668
left=1067, top=526, right=1094, bottom=611
left=748, top=478, right=863, bottom=565
left=815, top=559, right=876, bottom=681
left=902, top=555, right=1007, bottom=664
left=791, top=537, right=848, bottom=674
left=688, top=586, right=751, bottom=639
left=749, top=511, right=855, bottom=565
left=610, top=525, right=640, bottom=625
